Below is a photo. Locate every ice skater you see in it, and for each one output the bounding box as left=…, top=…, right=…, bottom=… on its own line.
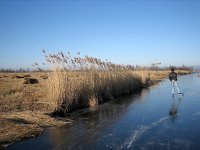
left=169, top=68, right=183, bottom=97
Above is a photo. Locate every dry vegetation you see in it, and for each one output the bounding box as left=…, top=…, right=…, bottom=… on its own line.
left=0, top=111, right=72, bottom=147
left=44, top=51, right=152, bottom=115
left=0, top=72, right=48, bottom=112
left=0, top=72, right=73, bottom=148
left=0, top=50, right=192, bottom=148
left=43, top=51, right=191, bottom=115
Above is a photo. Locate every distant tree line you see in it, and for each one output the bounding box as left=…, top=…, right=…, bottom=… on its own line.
left=0, top=64, right=193, bottom=73
left=126, top=64, right=193, bottom=71
left=0, top=68, right=31, bottom=73
left=166, top=65, right=193, bottom=71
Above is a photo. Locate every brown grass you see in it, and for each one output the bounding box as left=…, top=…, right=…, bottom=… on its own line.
left=47, top=70, right=144, bottom=115
left=0, top=69, right=191, bottom=114
left=43, top=51, right=143, bottom=114
left=0, top=72, right=54, bottom=113
left=0, top=111, right=72, bottom=147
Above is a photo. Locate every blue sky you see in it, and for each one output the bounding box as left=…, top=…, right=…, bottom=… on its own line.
left=0, top=0, right=200, bottom=69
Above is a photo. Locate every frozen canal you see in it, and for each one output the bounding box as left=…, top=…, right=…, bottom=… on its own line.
left=7, top=74, right=200, bottom=150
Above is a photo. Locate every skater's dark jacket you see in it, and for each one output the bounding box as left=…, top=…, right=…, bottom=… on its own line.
left=169, top=72, right=177, bottom=81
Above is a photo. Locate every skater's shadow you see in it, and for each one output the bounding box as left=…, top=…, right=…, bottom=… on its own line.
left=169, top=96, right=183, bottom=122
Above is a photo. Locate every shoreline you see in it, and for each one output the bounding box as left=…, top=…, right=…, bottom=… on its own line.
left=0, top=70, right=191, bottom=148
left=0, top=111, right=73, bottom=148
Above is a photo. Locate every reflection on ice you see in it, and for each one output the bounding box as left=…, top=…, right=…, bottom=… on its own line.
left=169, top=96, right=183, bottom=122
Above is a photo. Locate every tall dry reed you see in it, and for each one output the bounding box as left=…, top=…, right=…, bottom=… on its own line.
left=43, top=50, right=143, bottom=115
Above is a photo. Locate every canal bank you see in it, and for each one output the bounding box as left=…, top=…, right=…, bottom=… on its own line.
left=6, top=74, right=200, bottom=150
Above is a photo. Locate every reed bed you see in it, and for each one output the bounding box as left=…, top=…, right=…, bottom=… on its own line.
left=43, top=51, right=144, bottom=115
left=0, top=51, right=192, bottom=114
left=42, top=51, right=192, bottom=115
